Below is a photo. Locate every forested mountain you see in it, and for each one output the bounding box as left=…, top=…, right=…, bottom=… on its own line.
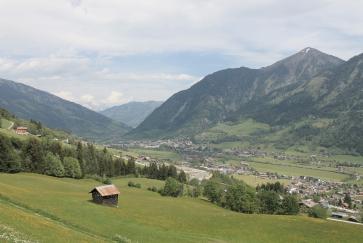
left=130, top=48, right=363, bottom=153
left=100, top=101, right=163, bottom=128
left=0, top=79, right=130, bottom=142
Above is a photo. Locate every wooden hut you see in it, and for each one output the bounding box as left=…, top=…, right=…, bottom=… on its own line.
left=89, top=184, right=120, bottom=206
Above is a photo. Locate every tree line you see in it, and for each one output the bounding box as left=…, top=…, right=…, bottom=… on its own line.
left=0, top=134, right=137, bottom=179
left=201, top=173, right=299, bottom=215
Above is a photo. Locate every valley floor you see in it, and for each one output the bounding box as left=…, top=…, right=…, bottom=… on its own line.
left=0, top=173, right=362, bottom=243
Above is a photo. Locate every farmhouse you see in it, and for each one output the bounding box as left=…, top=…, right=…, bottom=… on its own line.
left=89, top=184, right=120, bottom=206
left=15, top=126, right=28, bottom=135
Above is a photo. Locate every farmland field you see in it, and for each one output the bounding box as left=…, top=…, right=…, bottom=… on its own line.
left=0, top=173, right=362, bottom=243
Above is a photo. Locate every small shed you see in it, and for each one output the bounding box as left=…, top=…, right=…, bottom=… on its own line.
left=89, top=184, right=120, bottom=206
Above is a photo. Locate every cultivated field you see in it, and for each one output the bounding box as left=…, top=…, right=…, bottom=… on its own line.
left=0, top=173, right=362, bottom=242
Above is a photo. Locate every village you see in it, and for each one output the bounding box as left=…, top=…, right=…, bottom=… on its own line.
left=116, top=138, right=363, bottom=224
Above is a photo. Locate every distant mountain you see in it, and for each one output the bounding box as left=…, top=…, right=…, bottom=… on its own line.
left=129, top=48, right=363, bottom=153
left=0, top=79, right=131, bottom=142
left=100, top=101, right=163, bottom=128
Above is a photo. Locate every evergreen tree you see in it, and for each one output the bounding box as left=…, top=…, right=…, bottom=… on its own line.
left=43, top=152, right=64, bottom=177
left=0, top=134, right=21, bottom=173
left=22, top=138, right=44, bottom=172
left=344, top=193, right=352, bottom=208
left=167, top=165, right=177, bottom=178
left=83, top=144, right=98, bottom=175
left=126, top=158, right=136, bottom=175
left=76, top=142, right=85, bottom=177
left=63, top=157, right=82, bottom=179
left=178, top=170, right=187, bottom=183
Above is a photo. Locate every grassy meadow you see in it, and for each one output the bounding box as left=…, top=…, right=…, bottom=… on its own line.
left=0, top=173, right=362, bottom=243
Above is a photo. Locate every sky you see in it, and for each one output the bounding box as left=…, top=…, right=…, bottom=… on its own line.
left=0, top=0, right=362, bottom=110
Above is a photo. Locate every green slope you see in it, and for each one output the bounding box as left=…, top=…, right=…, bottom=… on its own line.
left=0, top=173, right=362, bottom=243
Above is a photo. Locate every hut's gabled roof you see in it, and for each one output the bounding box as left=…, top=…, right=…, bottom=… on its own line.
left=89, top=184, right=120, bottom=196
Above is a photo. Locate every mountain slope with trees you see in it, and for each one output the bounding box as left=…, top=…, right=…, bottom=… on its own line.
left=130, top=48, right=363, bottom=154
left=0, top=78, right=131, bottom=142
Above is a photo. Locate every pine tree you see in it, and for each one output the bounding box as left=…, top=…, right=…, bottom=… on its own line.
left=0, top=134, right=21, bottom=173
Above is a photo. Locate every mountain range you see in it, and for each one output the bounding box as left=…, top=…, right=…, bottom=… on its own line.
left=130, top=48, right=363, bottom=154
left=0, top=78, right=131, bottom=141
left=100, top=101, right=163, bottom=128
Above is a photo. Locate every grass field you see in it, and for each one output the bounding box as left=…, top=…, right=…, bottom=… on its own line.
left=0, top=118, right=12, bottom=129
left=247, top=161, right=348, bottom=181
left=0, top=173, right=362, bottom=243
left=128, top=148, right=182, bottom=161
left=233, top=174, right=291, bottom=187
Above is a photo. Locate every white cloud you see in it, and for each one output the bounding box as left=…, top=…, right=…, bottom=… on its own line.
left=0, top=0, right=362, bottom=110
left=54, top=91, right=75, bottom=102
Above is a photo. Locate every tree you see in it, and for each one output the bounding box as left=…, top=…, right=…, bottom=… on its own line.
left=83, top=144, right=98, bottom=175
left=308, top=205, right=328, bottom=219
left=0, top=134, right=21, bottom=173
left=167, top=165, right=177, bottom=178
left=63, top=157, right=82, bottom=179
left=76, top=142, right=85, bottom=177
left=257, top=190, right=280, bottom=214
left=281, top=194, right=299, bottom=215
left=160, top=177, right=183, bottom=197
left=225, top=182, right=257, bottom=213
left=43, top=152, right=64, bottom=177
left=203, top=180, right=222, bottom=204
left=22, top=138, right=44, bottom=172
left=344, top=193, right=352, bottom=208
left=126, top=158, right=136, bottom=175
left=178, top=170, right=187, bottom=183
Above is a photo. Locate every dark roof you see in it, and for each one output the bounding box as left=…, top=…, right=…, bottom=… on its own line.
left=90, top=184, right=120, bottom=196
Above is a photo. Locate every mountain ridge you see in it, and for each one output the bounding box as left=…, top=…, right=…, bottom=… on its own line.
left=0, top=78, right=131, bottom=141
left=129, top=48, right=363, bottom=153
left=100, top=101, right=163, bottom=128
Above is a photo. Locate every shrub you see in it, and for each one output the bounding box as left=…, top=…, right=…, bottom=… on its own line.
left=128, top=181, right=141, bottom=188
left=147, top=186, right=158, bottom=192
left=308, top=205, right=328, bottom=219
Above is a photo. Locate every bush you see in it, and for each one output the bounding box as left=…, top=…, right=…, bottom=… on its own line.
left=308, top=205, right=328, bottom=219
left=160, top=177, right=183, bottom=197
left=147, top=186, right=158, bottom=192
left=128, top=181, right=141, bottom=188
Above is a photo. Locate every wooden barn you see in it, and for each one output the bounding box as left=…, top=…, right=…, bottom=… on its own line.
left=89, top=184, right=120, bottom=206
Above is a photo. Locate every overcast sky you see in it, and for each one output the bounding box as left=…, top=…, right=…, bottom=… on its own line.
left=0, top=0, right=362, bottom=110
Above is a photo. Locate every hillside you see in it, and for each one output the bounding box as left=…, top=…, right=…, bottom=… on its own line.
left=100, top=101, right=163, bottom=128
left=0, top=78, right=130, bottom=142
left=130, top=48, right=363, bottom=154
left=0, top=173, right=362, bottom=243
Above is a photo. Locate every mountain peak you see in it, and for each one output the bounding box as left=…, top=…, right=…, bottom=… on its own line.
left=299, top=47, right=318, bottom=54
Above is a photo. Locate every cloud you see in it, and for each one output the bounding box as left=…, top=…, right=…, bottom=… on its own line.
left=54, top=91, right=75, bottom=102
left=104, top=91, right=125, bottom=105
left=0, top=0, right=362, bottom=110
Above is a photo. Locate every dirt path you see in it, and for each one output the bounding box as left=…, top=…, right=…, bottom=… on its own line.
left=7, top=121, right=14, bottom=130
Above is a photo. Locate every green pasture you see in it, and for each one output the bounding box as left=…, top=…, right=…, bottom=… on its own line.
left=0, top=173, right=362, bottom=242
